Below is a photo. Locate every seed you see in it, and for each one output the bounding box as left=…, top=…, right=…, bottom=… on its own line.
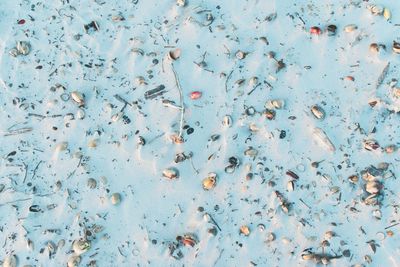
left=264, top=109, right=276, bottom=120
left=168, top=48, right=181, bottom=61
left=163, top=167, right=179, bottom=179
left=240, top=225, right=250, bottom=236
left=3, top=254, right=17, bottom=267
left=266, top=99, right=284, bottom=109
left=76, top=109, right=85, bottom=120
left=301, top=253, right=315, bottom=260
left=387, top=230, right=394, bottom=237
left=110, top=193, right=121, bottom=205
left=287, top=180, right=295, bottom=191
left=249, top=76, right=258, bottom=86
left=311, top=105, right=325, bottom=119
left=67, top=255, right=81, bottom=267
left=267, top=232, right=276, bottom=242
left=87, top=178, right=97, bottom=189
left=244, top=147, right=258, bottom=158
left=385, top=145, right=397, bottom=153
left=286, top=170, right=299, bottom=180
left=202, top=173, right=217, bottom=190
left=55, top=142, right=68, bottom=152
left=178, top=234, right=198, bottom=247
left=344, top=24, right=357, bottom=32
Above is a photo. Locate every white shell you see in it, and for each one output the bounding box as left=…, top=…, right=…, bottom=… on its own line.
left=367, top=4, right=384, bottom=16
left=76, top=109, right=85, bottom=120
left=16, top=41, right=30, bottom=55
left=88, top=139, right=98, bottom=148
left=67, top=255, right=81, bottom=267
left=344, top=24, right=357, bottom=33
left=163, top=167, right=179, bottom=179
left=176, top=0, right=186, bottom=6
left=72, top=239, right=91, bottom=255
left=313, top=128, right=336, bottom=152
left=110, top=193, right=121, bottom=205
left=168, top=48, right=181, bottom=61
left=3, top=255, right=17, bottom=267
left=71, top=91, right=85, bottom=106
left=287, top=180, right=295, bottom=192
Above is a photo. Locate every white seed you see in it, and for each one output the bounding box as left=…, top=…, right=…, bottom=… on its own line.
left=163, top=167, right=179, bottom=179
left=110, top=193, right=121, bottom=205
left=9, top=48, right=19, bottom=57
left=71, top=91, right=85, bottom=106
left=3, top=254, right=17, bottom=267
left=111, top=112, right=123, bottom=122
left=287, top=180, right=295, bottom=192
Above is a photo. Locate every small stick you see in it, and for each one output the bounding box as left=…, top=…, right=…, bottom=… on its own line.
left=300, top=198, right=311, bottom=209
left=170, top=63, right=185, bottom=139
left=247, top=83, right=261, bottom=95
left=22, top=163, right=28, bottom=183
left=0, top=198, right=32, bottom=207
left=225, top=69, right=234, bottom=92
left=205, top=212, right=221, bottom=231
left=385, top=222, right=400, bottom=229
left=4, top=127, right=33, bottom=136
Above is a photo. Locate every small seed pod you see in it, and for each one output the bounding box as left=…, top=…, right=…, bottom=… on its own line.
left=240, top=225, right=250, bottom=236
left=202, top=173, right=217, bottom=190
left=344, top=24, right=357, bottom=33
left=110, top=193, right=121, bottom=205
left=71, top=91, right=85, bottom=107
left=168, top=48, right=181, bottom=60
left=311, top=105, right=325, bottom=119
left=163, top=167, right=179, bottom=179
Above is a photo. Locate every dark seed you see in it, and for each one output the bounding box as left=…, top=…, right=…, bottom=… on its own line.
left=279, top=130, right=286, bottom=139
left=327, top=24, right=337, bottom=36
left=29, top=205, right=41, bottom=212
left=187, top=127, right=194, bottom=135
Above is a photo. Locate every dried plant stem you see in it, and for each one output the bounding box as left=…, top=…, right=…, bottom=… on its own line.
left=171, top=63, right=185, bottom=139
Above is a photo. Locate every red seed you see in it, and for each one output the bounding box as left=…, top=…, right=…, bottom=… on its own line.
left=310, top=26, right=322, bottom=35
left=18, top=19, right=26, bottom=25
left=345, top=76, right=355, bottom=81
left=190, top=91, right=202, bottom=100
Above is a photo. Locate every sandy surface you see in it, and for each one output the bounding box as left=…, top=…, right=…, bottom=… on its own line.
left=1, top=0, right=400, bottom=266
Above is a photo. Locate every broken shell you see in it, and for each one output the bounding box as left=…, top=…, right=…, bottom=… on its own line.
left=287, top=180, right=295, bottom=192
left=393, top=41, right=400, bottom=54
left=176, top=0, right=186, bottom=7
left=326, top=24, right=337, bottom=36
left=266, top=99, right=284, bottom=109
left=369, top=43, right=379, bottom=53
left=240, top=225, right=250, bottom=236
left=267, top=232, right=276, bottom=242
left=110, top=193, right=121, bottom=205
left=55, top=142, right=68, bottom=152
left=364, top=193, right=380, bottom=205
left=235, top=50, right=246, bottom=60
left=348, top=174, right=359, bottom=183
left=311, top=105, right=325, bottom=119
left=344, top=24, right=357, bottom=33
left=222, top=115, right=232, bottom=127
left=88, top=139, right=98, bottom=148
left=313, top=128, right=336, bottom=152
left=87, top=178, right=97, bottom=189
left=264, top=109, right=276, bottom=120
left=178, top=234, right=198, bottom=247
left=67, top=255, right=81, bottom=267
left=135, top=76, right=146, bottom=86
left=71, top=91, right=85, bottom=106
left=9, top=48, right=18, bottom=57
left=383, top=8, right=391, bottom=20
left=16, top=41, right=31, bottom=55
left=3, top=255, right=17, bottom=267
left=72, top=239, right=91, bottom=255
left=244, top=147, right=258, bottom=157
left=76, top=109, right=85, bottom=120
left=367, top=5, right=384, bottom=16
left=324, top=231, right=335, bottom=240
left=366, top=181, right=382, bottom=194
left=363, top=139, right=380, bottom=151
left=202, top=173, right=217, bottom=190
left=168, top=48, right=181, bottom=61
left=249, top=76, right=258, bottom=86
left=163, top=167, right=179, bottom=179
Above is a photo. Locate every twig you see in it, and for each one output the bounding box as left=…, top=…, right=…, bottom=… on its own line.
left=31, top=160, right=43, bottom=181
left=0, top=198, right=32, bottom=207
left=4, top=127, right=33, bottom=136
left=22, top=163, right=28, bottom=183
left=225, top=69, right=234, bottom=92
left=247, top=83, right=261, bottom=95
left=170, top=63, right=185, bottom=138
left=299, top=198, right=311, bottom=209
left=385, top=222, right=400, bottom=230
left=376, top=62, right=390, bottom=89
